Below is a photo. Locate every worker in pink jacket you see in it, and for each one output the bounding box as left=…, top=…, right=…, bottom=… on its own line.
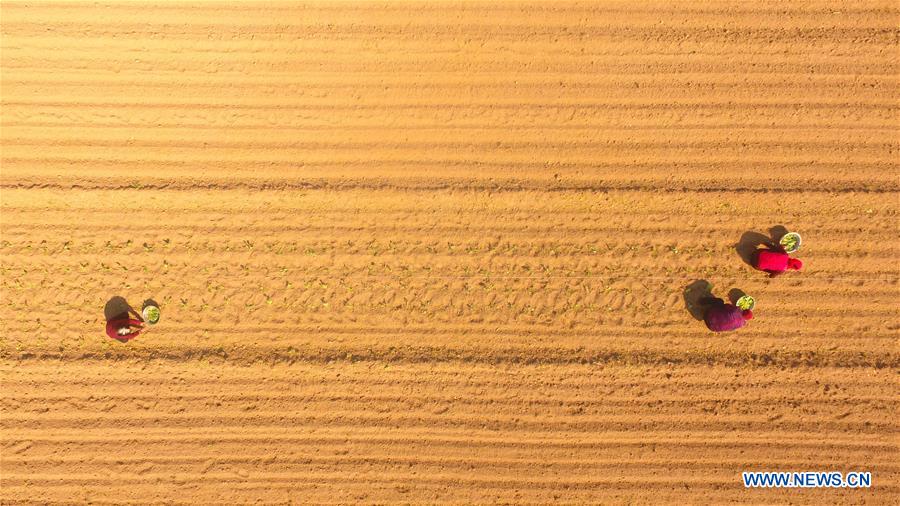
left=753, top=247, right=803, bottom=278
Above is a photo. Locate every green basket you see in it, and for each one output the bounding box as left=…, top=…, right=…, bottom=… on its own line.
left=735, top=295, right=755, bottom=311
left=143, top=305, right=160, bottom=325
left=779, top=232, right=801, bottom=254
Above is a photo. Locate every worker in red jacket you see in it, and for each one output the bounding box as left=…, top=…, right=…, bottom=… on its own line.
left=754, top=247, right=803, bottom=277
left=106, top=317, right=143, bottom=341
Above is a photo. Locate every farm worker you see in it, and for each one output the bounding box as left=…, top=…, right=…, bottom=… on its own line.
left=754, top=247, right=803, bottom=278
left=106, top=317, right=143, bottom=341
left=704, top=303, right=753, bottom=332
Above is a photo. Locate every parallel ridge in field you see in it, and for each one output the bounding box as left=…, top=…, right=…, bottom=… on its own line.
left=1, top=1, right=898, bottom=504
left=3, top=362, right=899, bottom=504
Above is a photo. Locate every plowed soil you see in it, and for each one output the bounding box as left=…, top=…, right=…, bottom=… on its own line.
left=1, top=2, right=898, bottom=504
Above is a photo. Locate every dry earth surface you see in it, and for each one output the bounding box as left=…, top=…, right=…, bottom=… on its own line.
left=1, top=1, right=898, bottom=504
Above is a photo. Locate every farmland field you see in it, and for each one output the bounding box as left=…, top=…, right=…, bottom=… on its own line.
left=1, top=1, right=898, bottom=503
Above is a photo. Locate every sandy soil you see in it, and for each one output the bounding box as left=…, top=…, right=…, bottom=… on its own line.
left=1, top=1, right=898, bottom=504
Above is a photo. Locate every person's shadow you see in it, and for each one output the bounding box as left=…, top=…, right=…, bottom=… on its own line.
left=683, top=280, right=722, bottom=321
left=728, top=288, right=748, bottom=306
left=104, top=296, right=142, bottom=323
left=735, top=225, right=789, bottom=267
